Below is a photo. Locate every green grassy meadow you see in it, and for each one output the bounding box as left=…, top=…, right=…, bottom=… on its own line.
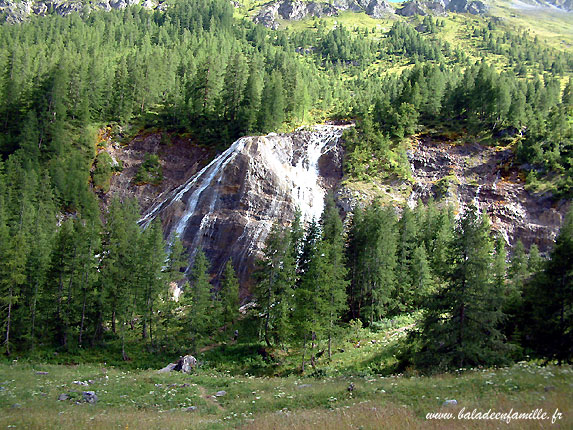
left=1, top=316, right=572, bottom=429
left=1, top=360, right=571, bottom=429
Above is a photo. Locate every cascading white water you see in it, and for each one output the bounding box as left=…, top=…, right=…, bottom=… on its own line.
left=138, top=137, right=248, bottom=231
left=171, top=138, right=248, bottom=240
left=266, top=125, right=343, bottom=223
left=139, top=125, right=346, bottom=259
left=185, top=125, right=344, bottom=253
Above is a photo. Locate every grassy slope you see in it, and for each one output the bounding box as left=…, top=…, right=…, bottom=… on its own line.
left=236, top=0, right=573, bottom=75
left=490, top=0, right=573, bottom=51
left=2, top=318, right=572, bottom=429
left=0, top=360, right=571, bottom=429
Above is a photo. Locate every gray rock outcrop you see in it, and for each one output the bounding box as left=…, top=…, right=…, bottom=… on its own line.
left=446, top=0, right=488, bottom=14
left=0, top=0, right=155, bottom=23
left=253, top=0, right=393, bottom=29
left=402, top=136, right=568, bottom=251
left=363, top=0, right=393, bottom=17
left=397, top=0, right=447, bottom=16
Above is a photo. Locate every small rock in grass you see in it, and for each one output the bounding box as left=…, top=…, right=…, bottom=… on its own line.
left=184, top=406, right=197, bottom=412
left=296, top=384, right=312, bottom=389
left=158, top=363, right=177, bottom=373
left=73, top=381, right=88, bottom=386
left=544, top=386, right=555, bottom=392
left=35, top=371, right=49, bottom=375
left=11, top=403, right=22, bottom=409
left=443, top=399, right=457, bottom=406
left=58, top=394, right=70, bottom=401
left=215, top=390, right=227, bottom=397
left=82, top=391, right=98, bottom=404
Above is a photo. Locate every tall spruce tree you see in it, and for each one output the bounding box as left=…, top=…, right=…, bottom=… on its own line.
left=139, top=219, right=167, bottom=346
left=412, top=206, right=508, bottom=371
left=220, top=259, right=240, bottom=332
left=320, top=194, right=348, bottom=359
left=254, top=222, right=296, bottom=348
left=187, top=249, right=213, bottom=354
left=524, top=208, right=573, bottom=363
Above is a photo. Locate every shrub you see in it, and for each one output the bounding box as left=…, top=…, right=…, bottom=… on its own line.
left=134, top=153, right=163, bottom=185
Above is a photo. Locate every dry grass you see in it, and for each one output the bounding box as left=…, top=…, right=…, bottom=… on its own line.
left=3, top=392, right=569, bottom=430
left=0, top=408, right=210, bottom=430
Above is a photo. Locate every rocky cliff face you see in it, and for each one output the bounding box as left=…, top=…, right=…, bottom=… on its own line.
left=139, top=125, right=346, bottom=289
left=104, top=126, right=567, bottom=290
left=339, top=134, right=568, bottom=253
left=446, top=0, right=488, bottom=14
left=103, top=130, right=215, bottom=214
left=253, top=0, right=393, bottom=29
left=0, top=0, right=158, bottom=23
left=396, top=0, right=447, bottom=16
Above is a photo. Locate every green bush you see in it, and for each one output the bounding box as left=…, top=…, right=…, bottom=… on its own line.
left=92, top=151, right=117, bottom=192
left=134, top=153, right=163, bottom=185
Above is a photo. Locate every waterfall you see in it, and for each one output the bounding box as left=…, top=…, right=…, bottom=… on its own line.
left=138, top=125, right=347, bottom=278
left=285, top=125, right=343, bottom=222
left=170, top=138, right=248, bottom=240
left=138, top=137, right=248, bottom=232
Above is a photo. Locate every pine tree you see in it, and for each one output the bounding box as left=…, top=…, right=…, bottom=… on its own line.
left=187, top=249, right=213, bottom=354
left=412, top=207, right=508, bottom=371
left=222, top=51, right=248, bottom=124
left=0, top=231, right=27, bottom=355
left=509, top=240, right=529, bottom=293
left=524, top=209, right=573, bottom=363
left=220, top=259, right=240, bottom=332
left=139, top=219, right=167, bottom=346
left=362, top=205, right=397, bottom=325
left=44, top=219, right=78, bottom=349
left=294, top=236, right=330, bottom=371
left=395, top=206, right=418, bottom=312
left=502, top=239, right=527, bottom=343
left=100, top=197, right=141, bottom=359
left=239, top=55, right=264, bottom=133
left=346, top=206, right=365, bottom=320
left=74, top=216, right=101, bottom=349
left=527, top=244, right=544, bottom=274
left=320, top=194, right=348, bottom=359
left=167, top=235, right=188, bottom=284
left=410, top=245, right=434, bottom=308
left=254, top=222, right=296, bottom=348
left=258, top=70, right=286, bottom=132
left=493, top=236, right=507, bottom=293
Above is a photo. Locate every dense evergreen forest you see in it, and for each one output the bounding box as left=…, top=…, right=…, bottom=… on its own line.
left=0, top=0, right=572, bottom=371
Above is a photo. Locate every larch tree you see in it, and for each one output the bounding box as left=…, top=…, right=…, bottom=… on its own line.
left=219, top=259, right=240, bottom=333
left=412, top=206, right=508, bottom=371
